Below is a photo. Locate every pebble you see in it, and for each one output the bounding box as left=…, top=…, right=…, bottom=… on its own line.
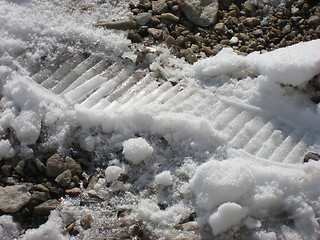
left=165, top=35, right=178, bottom=46
left=55, top=170, right=73, bottom=188
left=229, top=36, right=239, bottom=45
left=159, top=13, right=179, bottom=22
left=183, top=48, right=197, bottom=64
left=80, top=214, right=93, bottom=229
left=34, top=199, right=60, bottom=216
left=95, top=17, right=137, bottom=30
left=135, top=12, right=152, bottom=25
left=46, top=154, right=81, bottom=178
left=152, top=0, right=168, bottom=14
left=0, top=184, right=31, bottom=213
left=179, top=0, right=219, bottom=27
left=148, top=28, right=163, bottom=39
left=282, top=24, right=291, bottom=35
left=307, top=15, right=320, bottom=26
left=244, top=17, right=261, bottom=27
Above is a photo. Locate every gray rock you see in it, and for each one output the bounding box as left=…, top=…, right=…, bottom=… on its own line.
left=46, top=154, right=81, bottom=178
left=34, top=199, right=60, bottom=216
left=152, top=0, right=168, bottom=14
left=0, top=185, right=31, bottom=213
left=55, top=170, right=73, bottom=188
left=135, top=12, right=152, bottom=26
left=179, top=0, right=219, bottom=27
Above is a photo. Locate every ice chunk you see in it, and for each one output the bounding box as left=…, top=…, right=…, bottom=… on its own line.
left=208, top=202, right=248, bottom=236
left=122, top=138, right=153, bottom=164
left=155, top=171, right=173, bottom=186
left=105, top=166, right=125, bottom=182
left=0, top=139, right=15, bottom=159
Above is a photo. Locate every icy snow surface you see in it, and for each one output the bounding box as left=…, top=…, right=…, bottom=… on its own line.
left=1, top=0, right=320, bottom=239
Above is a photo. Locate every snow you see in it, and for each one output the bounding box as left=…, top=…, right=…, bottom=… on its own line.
left=122, top=138, right=154, bottom=164
left=208, top=202, right=248, bottom=236
left=0, top=139, right=15, bottom=159
left=0, top=0, right=320, bottom=239
left=105, top=166, right=125, bottom=182
left=155, top=171, right=173, bottom=186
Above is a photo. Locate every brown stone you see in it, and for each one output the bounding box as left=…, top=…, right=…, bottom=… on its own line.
left=46, top=154, right=81, bottom=178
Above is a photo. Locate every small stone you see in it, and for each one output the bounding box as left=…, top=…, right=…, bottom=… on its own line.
left=152, top=0, right=168, bottom=14
left=282, top=24, right=291, bottom=35
left=1, top=165, right=12, bottom=177
left=202, top=46, right=218, bottom=56
left=176, top=35, right=187, bottom=45
left=172, top=5, right=179, bottom=12
left=179, top=0, right=219, bottom=27
left=33, top=158, right=46, bottom=173
left=311, top=96, right=320, bottom=104
left=34, top=199, right=60, bottom=216
left=14, top=165, right=24, bottom=177
left=131, top=33, right=143, bottom=43
left=165, top=35, right=178, bottom=46
left=243, top=1, right=256, bottom=13
left=304, top=152, right=320, bottom=163
left=30, top=191, right=49, bottom=204
left=239, top=45, right=249, bottom=52
left=220, top=39, right=229, bottom=45
left=32, top=184, right=50, bottom=194
left=244, top=17, right=261, bottom=27
left=138, top=26, right=149, bottom=37
left=65, top=187, right=81, bottom=197
left=81, top=214, right=93, bottom=229
left=291, top=6, right=300, bottom=15
left=148, top=28, right=163, bottom=40
left=214, top=22, right=227, bottom=33
left=0, top=185, right=31, bottom=213
left=307, top=16, right=320, bottom=26
left=183, top=48, right=197, bottom=64
left=229, top=36, right=239, bottom=45
left=55, top=170, right=73, bottom=188
left=46, top=154, right=81, bottom=178
left=252, top=29, right=263, bottom=37
left=159, top=13, right=179, bottom=22
left=95, top=17, right=137, bottom=30
left=229, top=4, right=240, bottom=16
left=65, top=222, right=76, bottom=233
left=135, top=12, right=152, bottom=26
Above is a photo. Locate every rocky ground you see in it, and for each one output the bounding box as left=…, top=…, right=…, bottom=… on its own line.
left=97, top=0, right=320, bottom=63
left=0, top=0, right=319, bottom=239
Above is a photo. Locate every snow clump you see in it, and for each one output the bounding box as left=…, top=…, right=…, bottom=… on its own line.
left=209, top=202, right=248, bottom=236
left=122, top=137, right=154, bottom=164
left=155, top=171, right=173, bottom=186
left=105, top=166, right=125, bottom=182
left=0, top=139, right=15, bottom=159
